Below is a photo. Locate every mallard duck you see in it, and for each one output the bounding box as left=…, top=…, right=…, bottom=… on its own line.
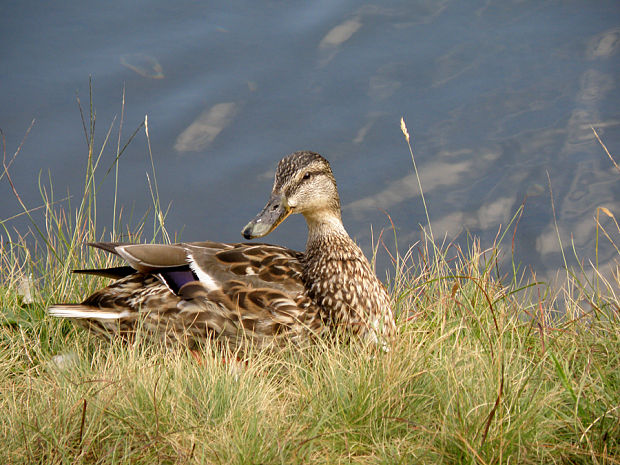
left=49, top=151, right=396, bottom=349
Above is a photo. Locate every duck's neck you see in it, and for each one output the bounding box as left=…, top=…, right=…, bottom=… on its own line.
left=303, top=211, right=348, bottom=247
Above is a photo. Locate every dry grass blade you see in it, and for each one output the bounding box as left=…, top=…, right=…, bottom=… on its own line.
left=592, top=125, right=620, bottom=174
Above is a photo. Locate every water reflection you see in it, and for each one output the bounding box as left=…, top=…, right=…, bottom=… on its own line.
left=319, top=17, right=362, bottom=49
left=587, top=27, right=620, bottom=59
left=120, top=53, right=165, bottom=79
left=347, top=159, right=472, bottom=216
left=174, top=102, right=238, bottom=153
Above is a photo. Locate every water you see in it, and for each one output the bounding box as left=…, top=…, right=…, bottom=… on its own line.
left=1, top=0, right=619, bottom=281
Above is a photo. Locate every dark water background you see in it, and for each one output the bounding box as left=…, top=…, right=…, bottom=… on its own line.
left=2, top=0, right=619, bottom=283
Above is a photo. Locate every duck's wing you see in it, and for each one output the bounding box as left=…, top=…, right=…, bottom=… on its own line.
left=92, top=241, right=306, bottom=294
left=86, top=241, right=128, bottom=256
left=72, top=242, right=197, bottom=293
left=184, top=242, right=305, bottom=293
left=73, top=266, right=136, bottom=279
left=49, top=241, right=322, bottom=346
left=178, top=242, right=323, bottom=344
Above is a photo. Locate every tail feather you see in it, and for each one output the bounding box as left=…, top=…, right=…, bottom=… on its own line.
left=86, top=242, right=129, bottom=256
left=72, top=266, right=136, bottom=279
left=48, top=304, right=131, bottom=320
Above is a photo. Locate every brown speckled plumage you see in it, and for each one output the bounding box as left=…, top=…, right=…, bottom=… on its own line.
left=49, top=151, right=396, bottom=350
left=303, top=233, right=395, bottom=341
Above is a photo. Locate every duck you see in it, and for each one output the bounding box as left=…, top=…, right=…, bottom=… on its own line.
left=48, top=151, right=396, bottom=350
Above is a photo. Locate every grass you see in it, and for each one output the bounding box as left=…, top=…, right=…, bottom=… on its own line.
left=0, top=94, right=618, bottom=464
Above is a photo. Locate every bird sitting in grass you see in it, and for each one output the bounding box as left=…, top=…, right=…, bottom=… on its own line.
left=49, top=151, right=396, bottom=351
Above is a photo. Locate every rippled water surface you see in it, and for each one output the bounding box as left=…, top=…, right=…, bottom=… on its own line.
left=2, top=0, right=619, bottom=279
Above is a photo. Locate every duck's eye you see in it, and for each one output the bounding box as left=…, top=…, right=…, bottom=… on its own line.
left=302, top=172, right=312, bottom=180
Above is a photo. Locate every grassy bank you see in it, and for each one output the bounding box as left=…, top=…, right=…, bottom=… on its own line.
left=0, top=105, right=618, bottom=463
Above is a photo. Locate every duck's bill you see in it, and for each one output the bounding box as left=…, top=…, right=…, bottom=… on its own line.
left=242, top=194, right=291, bottom=239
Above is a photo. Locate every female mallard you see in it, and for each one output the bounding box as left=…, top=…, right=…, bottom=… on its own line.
left=49, top=151, right=396, bottom=349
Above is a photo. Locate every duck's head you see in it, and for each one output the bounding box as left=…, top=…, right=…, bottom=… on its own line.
left=242, top=151, right=341, bottom=239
